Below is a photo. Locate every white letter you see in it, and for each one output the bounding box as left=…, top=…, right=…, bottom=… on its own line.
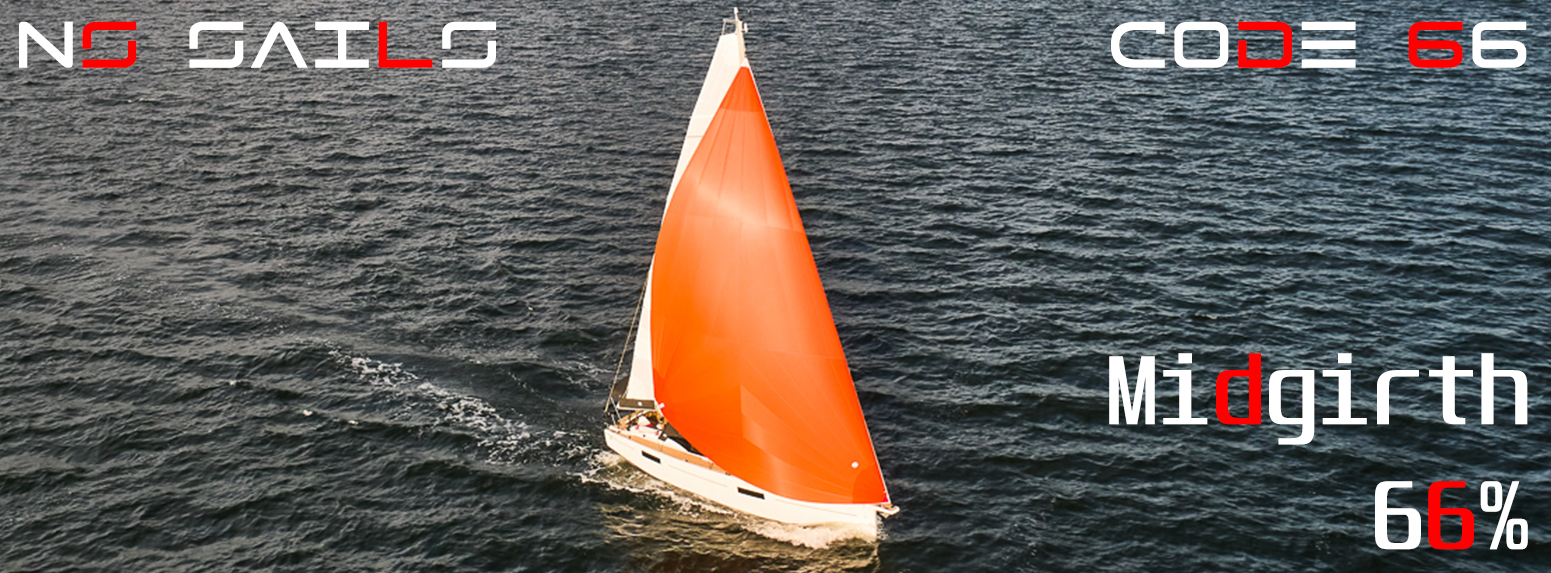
left=190, top=22, right=244, bottom=68
left=19, top=22, right=72, bottom=69
left=1301, top=21, right=1356, bottom=68
left=442, top=22, right=496, bottom=68
left=315, top=21, right=369, bottom=68
left=1376, top=481, right=1421, bottom=550
left=1473, top=22, right=1526, bottom=69
left=252, top=22, right=307, bottom=68
left=1480, top=353, right=1527, bottom=425
left=1112, top=22, right=1165, bottom=68
left=1376, top=370, right=1419, bottom=425
left=1162, top=353, right=1207, bottom=425
left=1323, top=353, right=1367, bottom=425
left=1430, top=356, right=1472, bottom=425
left=1270, top=370, right=1315, bottom=445
left=1109, top=356, right=1156, bottom=424
left=1174, top=22, right=1228, bottom=68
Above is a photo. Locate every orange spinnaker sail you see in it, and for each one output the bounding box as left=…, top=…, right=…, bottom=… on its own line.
left=651, top=67, right=888, bottom=505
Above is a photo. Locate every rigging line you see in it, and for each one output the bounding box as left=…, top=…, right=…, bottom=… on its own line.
left=605, top=276, right=649, bottom=413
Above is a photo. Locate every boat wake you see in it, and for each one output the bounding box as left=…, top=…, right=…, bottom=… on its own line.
left=330, top=350, right=579, bottom=465
left=326, top=350, right=877, bottom=555
left=745, top=519, right=880, bottom=550
left=581, top=451, right=736, bottom=515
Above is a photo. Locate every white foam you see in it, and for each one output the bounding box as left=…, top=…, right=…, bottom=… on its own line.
left=330, top=350, right=539, bottom=463
left=579, top=452, right=737, bottom=516
left=746, top=519, right=878, bottom=548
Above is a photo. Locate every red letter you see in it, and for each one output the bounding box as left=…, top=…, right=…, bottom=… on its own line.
left=82, top=21, right=137, bottom=68
left=1237, top=22, right=1291, bottom=68
left=378, top=22, right=432, bottom=68
left=1427, top=481, right=1474, bottom=549
left=1409, top=22, right=1463, bottom=68
left=1215, top=353, right=1262, bottom=424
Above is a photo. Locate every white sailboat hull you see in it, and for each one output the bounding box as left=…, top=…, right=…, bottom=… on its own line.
left=604, top=425, right=886, bottom=534
left=605, top=12, right=895, bottom=534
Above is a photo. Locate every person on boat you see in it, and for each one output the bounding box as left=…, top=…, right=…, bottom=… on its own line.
left=632, top=413, right=654, bottom=432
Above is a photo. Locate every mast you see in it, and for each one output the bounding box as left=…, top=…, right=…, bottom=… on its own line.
left=613, top=11, right=749, bottom=414
left=615, top=9, right=888, bottom=507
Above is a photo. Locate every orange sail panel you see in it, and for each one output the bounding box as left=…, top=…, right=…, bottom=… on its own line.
left=650, top=67, right=888, bottom=505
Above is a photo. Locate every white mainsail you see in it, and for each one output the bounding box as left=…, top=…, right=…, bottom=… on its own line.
left=620, top=20, right=749, bottom=407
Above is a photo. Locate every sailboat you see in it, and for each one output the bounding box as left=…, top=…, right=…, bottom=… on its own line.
left=604, top=10, right=897, bottom=532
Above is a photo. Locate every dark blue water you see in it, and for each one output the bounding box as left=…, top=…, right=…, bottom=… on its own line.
left=2, top=1, right=1549, bottom=571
